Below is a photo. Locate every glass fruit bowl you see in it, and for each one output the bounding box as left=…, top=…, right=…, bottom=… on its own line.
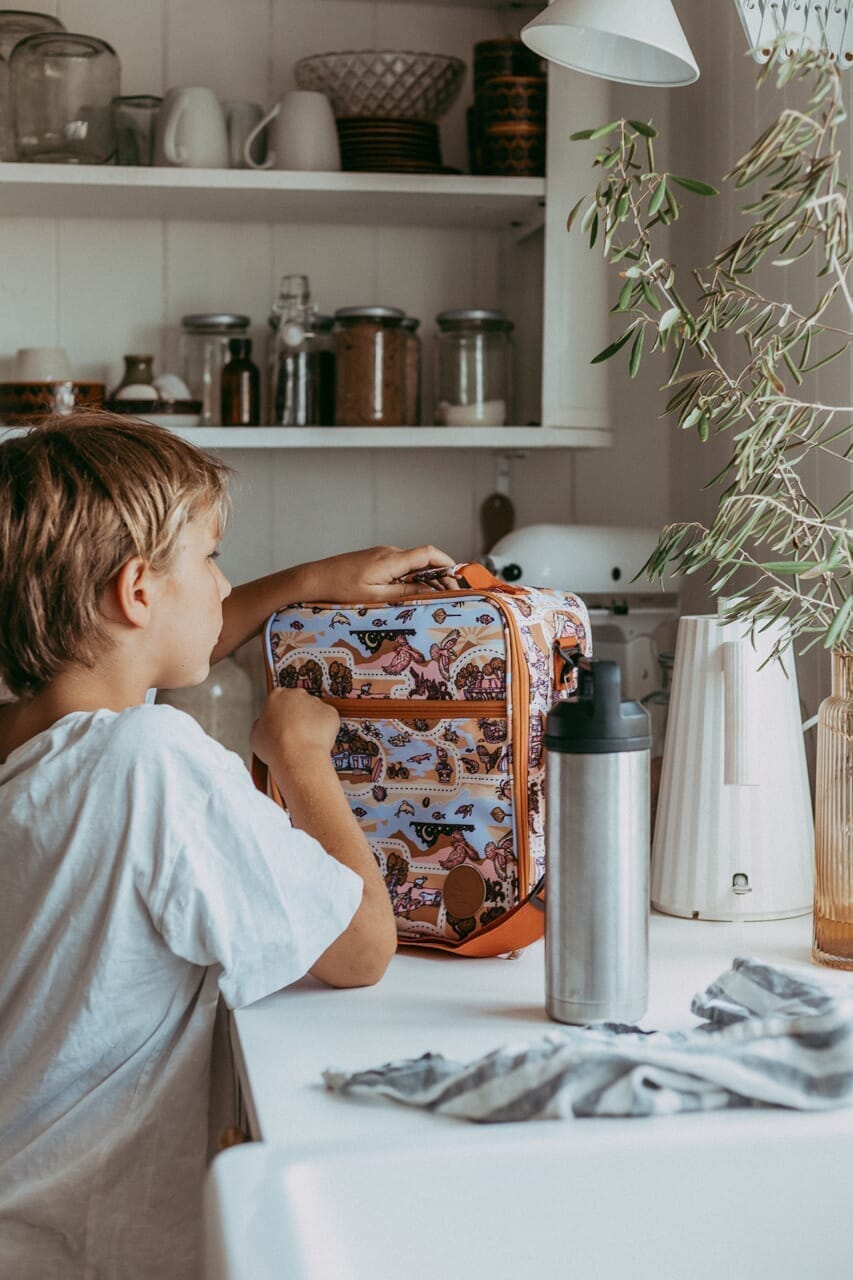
left=294, top=50, right=466, bottom=122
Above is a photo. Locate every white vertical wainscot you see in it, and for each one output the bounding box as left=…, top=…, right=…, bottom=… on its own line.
left=0, top=0, right=620, bottom=588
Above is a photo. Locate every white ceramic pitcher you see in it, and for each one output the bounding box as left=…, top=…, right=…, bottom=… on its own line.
left=651, top=603, right=814, bottom=921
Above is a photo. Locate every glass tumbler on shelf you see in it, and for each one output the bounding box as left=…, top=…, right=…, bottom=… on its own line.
left=112, top=93, right=161, bottom=165
left=10, top=32, right=120, bottom=163
left=180, top=314, right=250, bottom=425
left=333, top=306, right=407, bottom=427
left=434, top=308, right=513, bottom=426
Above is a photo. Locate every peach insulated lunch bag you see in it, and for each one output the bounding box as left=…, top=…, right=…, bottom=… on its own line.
left=259, top=563, right=591, bottom=957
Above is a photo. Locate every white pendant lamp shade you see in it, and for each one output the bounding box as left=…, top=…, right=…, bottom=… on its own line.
left=521, top=0, right=700, bottom=87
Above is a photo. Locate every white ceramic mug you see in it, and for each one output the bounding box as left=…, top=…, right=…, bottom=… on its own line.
left=154, top=87, right=228, bottom=168
left=224, top=100, right=264, bottom=168
left=243, top=91, right=340, bottom=172
left=14, top=346, right=73, bottom=381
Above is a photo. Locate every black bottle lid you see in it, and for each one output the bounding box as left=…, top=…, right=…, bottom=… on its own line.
left=227, top=337, right=252, bottom=359
left=545, top=660, right=650, bottom=754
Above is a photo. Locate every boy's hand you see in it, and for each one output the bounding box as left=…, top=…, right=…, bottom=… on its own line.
left=251, top=688, right=339, bottom=766
left=302, top=545, right=457, bottom=601
left=252, top=685, right=398, bottom=988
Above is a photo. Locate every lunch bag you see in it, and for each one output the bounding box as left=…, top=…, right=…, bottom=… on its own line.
left=259, top=563, right=591, bottom=956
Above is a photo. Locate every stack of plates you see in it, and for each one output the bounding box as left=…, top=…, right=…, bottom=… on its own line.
left=337, top=118, right=455, bottom=173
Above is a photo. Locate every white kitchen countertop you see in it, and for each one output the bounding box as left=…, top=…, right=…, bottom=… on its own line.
left=229, top=908, right=853, bottom=1149
left=209, top=911, right=853, bottom=1280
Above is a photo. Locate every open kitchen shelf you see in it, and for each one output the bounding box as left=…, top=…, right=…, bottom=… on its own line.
left=169, top=425, right=603, bottom=448
left=0, top=425, right=604, bottom=449
left=0, top=164, right=545, bottom=229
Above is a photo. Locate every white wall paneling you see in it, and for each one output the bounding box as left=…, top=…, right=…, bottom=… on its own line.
left=0, top=0, right=616, bottom=576
left=0, top=219, right=58, bottom=377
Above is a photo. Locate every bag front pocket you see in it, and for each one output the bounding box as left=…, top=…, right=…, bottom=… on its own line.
left=325, top=697, right=519, bottom=944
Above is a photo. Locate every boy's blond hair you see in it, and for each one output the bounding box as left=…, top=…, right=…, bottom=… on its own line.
left=0, top=412, right=231, bottom=696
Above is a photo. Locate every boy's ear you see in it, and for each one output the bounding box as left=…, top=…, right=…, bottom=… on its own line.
left=106, top=556, right=155, bottom=629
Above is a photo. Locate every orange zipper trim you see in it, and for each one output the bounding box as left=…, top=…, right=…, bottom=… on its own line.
left=325, top=697, right=506, bottom=720
left=479, top=591, right=531, bottom=894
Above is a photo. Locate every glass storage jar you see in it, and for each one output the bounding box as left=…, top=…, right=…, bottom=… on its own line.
left=310, top=314, right=336, bottom=427
left=434, top=308, right=514, bottom=426
left=0, top=11, right=65, bottom=61
left=11, top=32, right=120, bottom=164
left=401, top=316, right=422, bottom=427
left=334, top=306, right=406, bottom=427
left=180, top=313, right=250, bottom=425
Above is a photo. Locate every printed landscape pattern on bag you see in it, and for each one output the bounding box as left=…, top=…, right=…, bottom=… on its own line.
left=266, top=589, right=590, bottom=944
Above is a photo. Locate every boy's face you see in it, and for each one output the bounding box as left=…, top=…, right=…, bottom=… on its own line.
left=151, top=505, right=232, bottom=688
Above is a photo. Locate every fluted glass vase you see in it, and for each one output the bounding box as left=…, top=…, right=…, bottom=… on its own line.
left=812, top=651, right=853, bottom=968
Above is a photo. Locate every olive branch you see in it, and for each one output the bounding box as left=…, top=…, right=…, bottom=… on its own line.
left=568, top=45, right=852, bottom=658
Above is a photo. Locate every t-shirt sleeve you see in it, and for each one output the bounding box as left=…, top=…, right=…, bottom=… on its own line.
left=135, top=708, right=364, bottom=1009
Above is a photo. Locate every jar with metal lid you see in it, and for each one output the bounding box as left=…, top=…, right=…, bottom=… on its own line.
left=401, top=316, right=422, bottom=427
left=434, top=308, right=513, bottom=427
left=180, top=313, right=250, bottom=424
left=334, top=306, right=406, bottom=427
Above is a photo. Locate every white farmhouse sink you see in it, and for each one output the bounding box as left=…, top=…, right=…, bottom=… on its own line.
left=204, top=1111, right=852, bottom=1280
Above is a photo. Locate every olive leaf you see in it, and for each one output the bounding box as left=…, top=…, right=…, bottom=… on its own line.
left=670, top=174, right=719, bottom=196
left=590, top=324, right=639, bottom=364
left=567, top=42, right=853, bottom=658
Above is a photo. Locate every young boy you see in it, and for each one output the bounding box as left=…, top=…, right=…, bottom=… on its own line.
left=0, top=412, right=454, bottom=1279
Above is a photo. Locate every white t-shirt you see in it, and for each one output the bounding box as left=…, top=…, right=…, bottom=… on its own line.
left=0, top=705, right=362, bottom=1280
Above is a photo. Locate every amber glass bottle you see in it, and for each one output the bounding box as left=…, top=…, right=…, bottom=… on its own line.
left=220, top=337, right=260, bottom=426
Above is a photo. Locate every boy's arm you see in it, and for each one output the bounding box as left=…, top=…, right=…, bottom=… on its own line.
left=212, top=544, right=455, bottom=664
left=251, top=687, right=397, bottom=988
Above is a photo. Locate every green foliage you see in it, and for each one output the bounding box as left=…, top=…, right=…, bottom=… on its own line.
left=570, top=45, right=852, bottom=658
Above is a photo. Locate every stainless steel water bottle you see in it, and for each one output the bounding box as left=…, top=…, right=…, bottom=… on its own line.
left=544, top=660, right=651, bottom=1025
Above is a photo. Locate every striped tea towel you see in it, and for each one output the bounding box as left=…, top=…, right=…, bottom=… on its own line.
left=322, top=956, right=853, bottom=1122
